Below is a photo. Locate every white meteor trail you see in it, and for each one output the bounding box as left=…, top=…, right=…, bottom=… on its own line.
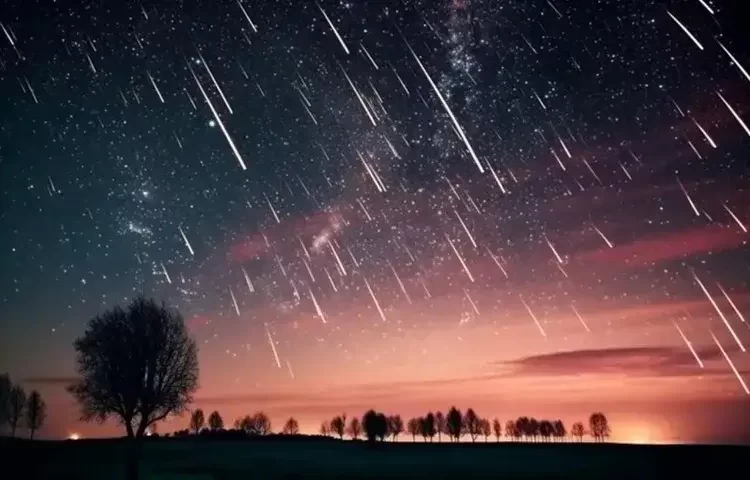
left=361, top=43, right=378, bottom=69
left=520, top=295, right=547, bottom=337
left=691, top=118, right=716, bottom=148
left=188, top=63, right=247, bottom=170
left=242, top=267, right=254, bottom=292
left=486, top=159, right=507, bottom=193
left=197, top=51, right=233, bottom=114
left=356, top=198, right=372, bottom=221
left=402, top=37, right=483, bottom=173
left=236, top=0, right=258, bottom=32
left=532, top=90, right=547, bottom=110
left=551, top=149, right=566, bottom=171
left=546, top=0, right=563, bottom=18
left=229, top=287, right=240, bottom=316
left=710, top=330, right=749, bottom=395
left=264, top=193, right=281, bottom=223
left=265, top=324, right=281, bottom=368
left=543, top=233, right=564, bottom=264
left=485, top=247, right=508, bottom=278
left=570, top=304, right=590, bottom=332
left=464, top=289, right=479, bottom=315
left=340, top=66, right=376, bottom=126
left=717, top=283, right=746, bottom=323
left=318, top=3, right=349, bottom=54
left=178, top=226, right=194, bottom=256
left=391, top=65, right=410, bottom=96
left=445, top=233, right=474, bottom=282
left=677, top=177, right=700, bottom=216
left=454, top=209, right=477, bottom=248
left=673, top=320, right=703, bottom=368
left=388, top=261, right=411, bottom=304
left=592, top=224, right=614, bottom=248
left=619, top=161, right=633, bottom=180
left=308, top=287, right=326, bottom=323
left=146, top=71, right=165, bottom=103
left=558, top=135, right=572, bottom=158
left=717, top=91, right=750, bottom=138
left=666, top=10, right=703, bottom=50
left=697, top=0, right=715, bottom=15
left=286, top=360, right=295, bottom=379
left=298, top=236, right=311, bottom=260
left=716, top=40, right=750, bottom=82
left=692, top=271, right=745, bottom=352
left=363, top=276, right=387, bottom=322
left=161, top=263, right=172, bottom=284
left=329, top=242, right=347, bottom=276
left=324, top=267, right=338, bottom=292
left=723, top=203, right=747, bottom=233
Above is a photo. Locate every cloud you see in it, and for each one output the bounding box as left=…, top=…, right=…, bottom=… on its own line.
left=23, top=376, right=78, bottom=385
left=575, top=225, right=746, bottom=268
left=495, top=346, right=733, bottom=377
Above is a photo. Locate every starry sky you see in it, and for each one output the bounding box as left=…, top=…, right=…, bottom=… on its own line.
left=1, top=0, right=750, bottom=443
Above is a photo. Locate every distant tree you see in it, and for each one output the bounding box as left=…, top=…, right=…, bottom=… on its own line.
left=67, top=296, right=199, bottom=438
left=189, top=409, right=205, bottom=434
left=553, top=420, right=566, bottom=442
left=529, top=418, right=540, bottom=442
left=282, top=417, right=299, bottom=435
left=589, top=413, right=610, bottom=442
left=425, top=412, right=437, bottom=442
left=492, top=418, right=502, bottom=442
left=539, top=420, right=553, bottom=442
left=330, top=413, right=347, bottom=439
left=238, top=415, right=252, bottom=433
left=362, top=410, right=387, bottom=442
left=388, top=415, right=404, bottom=442
left=25, top=390, right=46, bottom=439
left=249, top=411, right=272, bottom=435
left=463, top=408, right=481, bottom=442
left=347, top=417, right=362, bottom=440
left=571, top=422, right=585, bottom=442
left=446, top=406, right=463, bottom=442
left=8, top=385, right=26, bottom=437
left=0, top=374, right=10, bottom=427
left=480, top=418, right=491, bottom=442
left=515, top=417, right=530, bottom=442
left=208, top=411, right=224, bottom=431
left=319, top=421, right=330, bottom=436
left=407, top=417, right=420, bottom=442
left=435, top=411, right=445, bottom=442
left=505, top=420, right=518, bottom=441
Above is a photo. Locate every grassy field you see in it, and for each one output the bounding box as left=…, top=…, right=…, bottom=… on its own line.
left=4, top=436, right=747, bottom=479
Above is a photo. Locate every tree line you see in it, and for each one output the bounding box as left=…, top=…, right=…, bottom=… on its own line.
left=0, top=373, right=47, bottom=439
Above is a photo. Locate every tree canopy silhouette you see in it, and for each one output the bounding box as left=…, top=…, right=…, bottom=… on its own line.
left=387, top=415, right=403, bottom=442
left=435, top=411, right=446, bottom=442
left=25, top=390, right=46, bottom=439
left=407, top=417, right=420, bottom=442
left=571, top=422, right=585, bottom=442
left=8, top=385, right=26, bottom=438
left=208, top=410, right=224, bottom=431
left=589, top=412, right=610, bottom=442
left=330, top=413, right=347, bottom=439
left=67, top=296, right=199, bottom=438
left=446, top=406, right=462, bottom=442
left=362, top=410, right=387, bottom=442
left=190, top=409, right=205, bottom=434
left=0, top=374, right=10, bottom=427
left=282, top=417, right=299, bottom=435
left=463, top=408, right=481, bottom=442
left=346, top=417, right=362, bottom=439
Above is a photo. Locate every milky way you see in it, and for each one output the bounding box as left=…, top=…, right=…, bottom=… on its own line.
left=1, top=0, right=749, bottom=440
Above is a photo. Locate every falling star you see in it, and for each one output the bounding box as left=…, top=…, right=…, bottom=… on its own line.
left=710, top=330, right=749, bottom=395
left=520, top=295, right=547, bottom=337
left=692, top=271, right=745, bottom=352
left=673, top=320, right=703, bottom=368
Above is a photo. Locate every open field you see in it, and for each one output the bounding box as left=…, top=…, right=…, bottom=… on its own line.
left=3, top=436, right=747, bottom=479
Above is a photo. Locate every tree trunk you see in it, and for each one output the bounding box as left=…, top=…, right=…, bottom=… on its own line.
left=126, top=419, right=135, bottom=439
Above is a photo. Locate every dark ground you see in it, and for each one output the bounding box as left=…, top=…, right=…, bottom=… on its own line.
left=1, top=436, right=746, bottom=479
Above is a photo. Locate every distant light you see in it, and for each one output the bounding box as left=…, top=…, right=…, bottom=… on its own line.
left=68, top=433, right=81, bottom=440
left=208, top=120, right=216, bottom=127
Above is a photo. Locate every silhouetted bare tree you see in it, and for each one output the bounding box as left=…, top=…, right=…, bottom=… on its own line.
left=407, top=417, right=420, bottom=442
left=529, top=417, right=540, bottom=442
left=190, top=409, right=205, bottom=434
left=515, top=417, right=530, bottom=442
left=0, top=374, right=10, bottom=428
left=362, top=410, right=387, bottom=442
left=249, top=411, right=272, bottom=435
left=282, top=417, right=299, bottom=435
left=424, top=412, right=436, bottom=442
left=330, top=413, right=347, bottom=439
left=539, top=420, right=553, bottom=442
left=25, top=390, right=46, bottom=439
left=463, top=408, right=481, bottom=442
left=319, top=421, right=330, bottom=436
left=589, top=412, right=610, bottom=442
left=492, top=418, right=502, bottom=442
left=388, top=415, right=403, bottom=442
left=571, top=422, right=585, bottom=442
left=67, top=296, right=199, bottom=439
left=8, top=385, right=26, bottom=438
left=347, top=417, right=362, bottom=440
left=446, top=406, right=463, bottom=442
left=553, top=420, right=566, bottom=442
left=208, top=411, right=223, bottom=431
left=435, top=411, right=445, bottom=442
left=480, top=418, right=491, bottom=442
left=505, top=420, right=519, bottom=441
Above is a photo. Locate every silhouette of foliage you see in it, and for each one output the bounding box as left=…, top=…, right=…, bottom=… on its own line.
left=463, top=408, right=481, bottom=442
left=539, top=420, right=553, bottom=442
left=589, top=412, right=610, bottom=442
left=330, top=413, right=347, bottom=439
left=446, top=406, right=462, bottom=442
left=529, top=418, right=540, bottom=442
left=67, top=296, right=199, bottom=438
left=282, top=417, right=299, bottom=435
left=571, top=422, right=585, bottom=442
left=515, top=417, right=530, bottom=441
left=387, top=415, right=403, bottom=442
left=25, top=390, right=46, bottom=439
left=480, top=418, right=491, bottom=442
left=435, top=411, right=445, bottom=442
left=346, top=417, right=362, bottom=440
left=553, top=420, right=566, bottom=441
left=8, top=385, right=26, bottom=438
left=362, top=410, right=387, bottom=442
left=0, top=374, right=10, bottom=427
left=207, top=411, right=223, bottom=431
left=190, top=409, right=205, bottom=434
left=319, top=421, right=330, bottom=436
left=407, top=417, right=420, bottom=442
left=424, top=412, right=436, bottom=442
left=492, top=418, right=502, bottom=442
left=505, top=420, right=519, bottom=441
left=249, top=411, right=272, bottom=435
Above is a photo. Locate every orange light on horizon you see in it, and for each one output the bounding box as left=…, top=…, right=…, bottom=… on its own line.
left=68, top=433, right=81, bottom=440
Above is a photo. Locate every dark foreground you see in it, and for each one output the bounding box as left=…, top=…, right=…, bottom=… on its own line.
left=3, top=436, right=747, bottom=479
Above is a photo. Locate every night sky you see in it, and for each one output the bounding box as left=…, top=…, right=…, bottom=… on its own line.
left=1, top=0, right=750, bottom=443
